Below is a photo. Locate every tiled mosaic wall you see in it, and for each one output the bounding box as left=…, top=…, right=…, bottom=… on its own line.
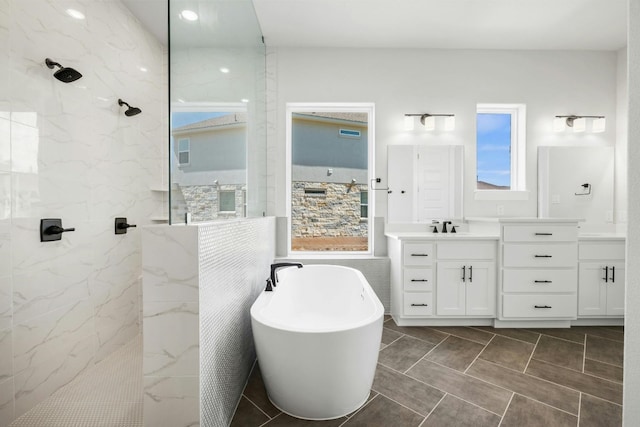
left=142, top=217, right=275, bottom=427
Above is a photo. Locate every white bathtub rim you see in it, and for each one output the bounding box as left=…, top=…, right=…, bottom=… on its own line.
left=250, top=265, right=384, bottom=334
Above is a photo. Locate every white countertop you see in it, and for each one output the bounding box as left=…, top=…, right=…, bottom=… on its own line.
left=578, top=233, right=626, bottom=241
left=385, top=232, right=499, bottom=240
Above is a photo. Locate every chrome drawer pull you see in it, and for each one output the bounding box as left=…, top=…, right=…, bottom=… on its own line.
left=535, top=233, right=553, bottom=236
left=534, top=280, right=552, bottom=283
left=410, top=279, right=429, bottom=282
left=534, top=305, right=552, bottom=309
left=411, top=254, right=429, bottom=257
left=534, top=255, right=552, bottom=258
left=410, top=303, right=429, bottom=307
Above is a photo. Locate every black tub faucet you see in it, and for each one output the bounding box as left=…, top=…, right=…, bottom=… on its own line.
left=268, top=263, right=303, bottom=289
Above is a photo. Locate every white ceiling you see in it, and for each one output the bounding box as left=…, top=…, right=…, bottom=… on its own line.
left=124, top=0, right=628, bottom=51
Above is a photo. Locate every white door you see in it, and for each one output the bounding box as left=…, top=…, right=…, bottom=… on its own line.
left=578, top=263, right=607, bottom=316
left=436, top=262, right=466, bottom=316
left=387, top=145, right=415, bottom=222
left=417, top=146, right=451, bottom=221
left=606, top=262, right=625, bottom=316
left=465, top=262, right=496, bottom=316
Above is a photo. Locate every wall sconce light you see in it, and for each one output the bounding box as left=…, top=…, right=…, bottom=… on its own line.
left=554, top=115, right=605, bottom=133
left=404, top=113, right=455, bottom=131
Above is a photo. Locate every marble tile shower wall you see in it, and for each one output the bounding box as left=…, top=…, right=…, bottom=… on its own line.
left=0, top=0, right=165, bottom=424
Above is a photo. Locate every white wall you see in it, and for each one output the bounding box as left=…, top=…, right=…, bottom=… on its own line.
left=624, top=1, right=640, bottom=424
left=616, top=47, right=629, bottom=227
left=0, top=0, right=165, bottom=423
left=268, top=48, right=619, bottom=230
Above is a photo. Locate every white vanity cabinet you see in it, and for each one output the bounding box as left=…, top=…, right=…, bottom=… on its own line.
left=499, top=221, right=579, bottom=322
left=387, top=234, right=497, bottom=325
left=578, top=240, right=625, bottom=317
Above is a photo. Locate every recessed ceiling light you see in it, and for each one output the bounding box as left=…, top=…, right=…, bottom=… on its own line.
left=219, top=67, right=230, bottom=74
left=241, top=98, right=249, bottom=103
left=66, top=9, right=85, bottom=20
left=139, top=66, right=148, bottom=72
left=180, top=10, right=198, bottom=21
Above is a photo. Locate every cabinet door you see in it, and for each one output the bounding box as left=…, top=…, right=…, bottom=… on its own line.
left=606, top=262, right=625, bottom=316
left=387, top=145, right=415, bottom=222
left=436, top=262, right=466, bottom=316
left=465, top=262, right=496, bottom=316
left=578, top=263, right=607, bottom=316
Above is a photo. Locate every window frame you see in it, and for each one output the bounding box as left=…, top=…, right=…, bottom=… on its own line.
left=218, top=190, right=236, bottom=213
left=178, top=138, right=190, bottom=166
left=360, top=190, right=368, bottom=220
left=475, top=103, right=528, bottom=201
left=286, top=102, right=375, bottom=256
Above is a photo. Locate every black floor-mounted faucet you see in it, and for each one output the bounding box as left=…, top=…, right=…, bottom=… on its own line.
left=265, top=263, right=304, bottom=291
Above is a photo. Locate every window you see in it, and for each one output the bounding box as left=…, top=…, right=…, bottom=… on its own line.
left=287, top=103, right=374, bottom=254
left=360, top=190, right=368, bottom=218
left=178, top=138, right=190, bottom=165
left=219, top=190, right=236, bottom=212
left=476, top=104, right=526, bottom=193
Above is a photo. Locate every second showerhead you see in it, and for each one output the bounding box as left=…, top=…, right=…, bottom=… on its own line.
left=118, top=99, right=142, bottom=117
left=45, top=58, right=83, bottom=83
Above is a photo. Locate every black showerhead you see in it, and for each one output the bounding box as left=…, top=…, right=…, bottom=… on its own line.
left=118, top=99, right=142, bottom=117
left=45, top=58, right=82, bottom=83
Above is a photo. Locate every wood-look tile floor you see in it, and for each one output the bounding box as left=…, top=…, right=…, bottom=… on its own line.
left=231, top=318, right=624, bottom=427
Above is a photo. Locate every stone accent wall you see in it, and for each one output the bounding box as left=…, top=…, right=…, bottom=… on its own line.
left=291, top=182, right=368, bottom=238
left=180, top=185, right=246, bottom=222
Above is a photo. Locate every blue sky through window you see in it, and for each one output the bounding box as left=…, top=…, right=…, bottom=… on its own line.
left=477, top=113, right=511, bottom=188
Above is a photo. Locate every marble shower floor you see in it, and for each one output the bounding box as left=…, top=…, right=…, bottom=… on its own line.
left=10, top=335, right=143, bottom=427
left=232, top=318, right=624, bottom=427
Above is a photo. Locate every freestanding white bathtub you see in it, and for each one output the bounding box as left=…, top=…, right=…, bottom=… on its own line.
left=250, top=264, right=384, bottom=420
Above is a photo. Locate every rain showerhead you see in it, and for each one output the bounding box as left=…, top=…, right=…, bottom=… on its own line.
left=118, top=99, right=142, bottom=117
left=45, top=58, right=82, bottom=83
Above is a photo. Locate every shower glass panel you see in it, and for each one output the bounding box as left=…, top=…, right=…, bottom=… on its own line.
left=169, top=0, right=266, bottom=224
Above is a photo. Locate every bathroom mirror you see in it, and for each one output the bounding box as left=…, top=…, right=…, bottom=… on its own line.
left=387, top=145, right=464, bottom=223
left=169, top=0, right=266, bottom=224
left=538, top=146, right=614, bottom=224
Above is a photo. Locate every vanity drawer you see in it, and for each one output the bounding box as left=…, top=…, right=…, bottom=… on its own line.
left=437, top=242, right=496, bottom=260
left=403, top=242, right=434, bottom=266
left=404, top=292, right=433, bottom=316
left=503, top=294, right=577, bottom=318
left=503, top=244, right=577, bottom=268
left=503, top=269, right=577, bottom=293
left=503, top=225, right=577, bottom=242
left=579, top=243, right=625, bottom=261
left=403, top=268, right=433, bottom=292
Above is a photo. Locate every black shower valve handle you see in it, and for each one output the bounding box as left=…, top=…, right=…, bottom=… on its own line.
left=115, top=217, right=136, bottom=234
left=45, top=225, right=75, bottom=234
left=117, top=223, right=137, bottom=230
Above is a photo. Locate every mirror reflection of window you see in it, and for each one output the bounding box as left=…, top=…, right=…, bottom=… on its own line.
left=170, top=107, right=247, bottom=223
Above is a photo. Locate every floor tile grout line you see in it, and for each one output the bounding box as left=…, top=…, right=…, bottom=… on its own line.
left=522, top=333, right=541, bottom=373
left=463, top=333, right=495, bottom=374
left=497, top=392, right=515, bottom=427
left=422, top=392, right=448, bottom=422
left=528, top=357, right=625, bottom=388
left=241, top=394, right=274, bottom=421
left=577, top=392, right=582, bottom=426
left=429, top=327, right=494, bottom=346
left=524, top=330, right=586, bottom=345
left=384, top=327, right=449, bottom=347
left=467, top=326, right=541, bottom=345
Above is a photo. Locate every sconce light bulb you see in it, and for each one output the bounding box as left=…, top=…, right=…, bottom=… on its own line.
left=422, top=115, right=436, bottom=131
left=553, top=117, right=566, bottom=132
left=443, top=116, right=456, bottom=131
left=592, top=117, right=606, bottom=133
left=404, top=115, right=414, bottom=131
left=572, top=117, right=586, bottom=133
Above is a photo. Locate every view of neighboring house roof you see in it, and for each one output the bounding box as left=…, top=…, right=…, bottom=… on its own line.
left=172, top=112, right=247, bottom=133
left=477, top=180, right=510, bottom=190
left=293, top=112, right=368, bottom=123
